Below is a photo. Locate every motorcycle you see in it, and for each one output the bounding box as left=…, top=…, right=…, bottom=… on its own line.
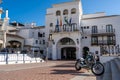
left=75, top=53, right=104, bottom=76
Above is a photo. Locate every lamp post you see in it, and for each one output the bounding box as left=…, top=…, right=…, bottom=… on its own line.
left=46, top=41, right=49, bottom=62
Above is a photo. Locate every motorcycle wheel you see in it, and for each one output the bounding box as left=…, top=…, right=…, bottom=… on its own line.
left=91, top=62, right=104, bottom=76
left=75, top=61, right=81, bottom=71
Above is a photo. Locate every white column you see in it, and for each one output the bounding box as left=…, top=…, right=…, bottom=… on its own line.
left=57, top=48, right=61, bottom=59
left=52, top=45, right=57, bottom=60
left=6, top=10, right=9, bottom=19
left=76, top=44, right=82, bottom=59
left=3, top=31, right=6, bottom=48
left=32, top=48, right=34, bottom=56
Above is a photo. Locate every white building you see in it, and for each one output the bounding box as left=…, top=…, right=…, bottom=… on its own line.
left=17, top=25, right=46, bottom=55
left=45, top=0, right=120, bottom=60
left=0, top=9, right=24, bottom=50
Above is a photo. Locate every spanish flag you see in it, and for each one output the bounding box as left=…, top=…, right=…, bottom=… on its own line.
left=60, top=16, right=62, bottom=27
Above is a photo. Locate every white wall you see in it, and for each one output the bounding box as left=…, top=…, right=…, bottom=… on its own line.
left=81, top=15, right=120, bottom=54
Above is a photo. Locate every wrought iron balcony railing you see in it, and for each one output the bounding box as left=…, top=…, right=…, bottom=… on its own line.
left=83, top=29, right=115, bottom=36
left=91, top=40, right=116, bottom=45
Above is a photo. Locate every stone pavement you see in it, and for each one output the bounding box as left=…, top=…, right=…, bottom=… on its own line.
left=0, top=61, right=96, bottom=80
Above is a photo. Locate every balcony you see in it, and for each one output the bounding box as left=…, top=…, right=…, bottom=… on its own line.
left=83, top=29, right=115, bottom=36
left=91, top=29, right=115, bottom=36
left=91, top=40, right=116, bottom=45
left=50, top=29, right=79, bottom=34
left=50, top=23, right=79, bottom=34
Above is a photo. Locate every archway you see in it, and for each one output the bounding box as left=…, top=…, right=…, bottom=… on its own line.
left=83, top=47, right=89, bottom=59
left=57, top=37, right=76, bottom=60
left=7, top=40, right=22, bottom=48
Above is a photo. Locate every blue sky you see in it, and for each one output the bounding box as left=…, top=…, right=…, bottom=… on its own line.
left=1, top=0, right=120, bottom=26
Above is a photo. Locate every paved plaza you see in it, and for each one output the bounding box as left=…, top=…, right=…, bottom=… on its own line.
left=0, top=61, right=96, bottom=80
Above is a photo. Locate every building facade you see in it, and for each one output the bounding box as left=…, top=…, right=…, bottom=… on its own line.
left=45, top=0, right=120, bottom=60
left=17, top=25, right=46, bottom=55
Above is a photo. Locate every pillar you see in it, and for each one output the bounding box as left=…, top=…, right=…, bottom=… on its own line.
left=52, top=45, right=57, bottom=60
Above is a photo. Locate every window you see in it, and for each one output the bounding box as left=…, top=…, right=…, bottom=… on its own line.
left=91, top=36, right=98, bottom=43
left=36, top=40, right=38, bottom=44
left=84, top=26, right=86, bottom=29
left=60, top=38, right=75, bottom=45
left=32, top=32, right=34, bottom=37
left=106, top=24, right=113, bottom=32
left=38, top=32, right=42, bottom=37
left=43, top=33, right=45, bottom=37
left=43, top=40, right=45, bottom=44
left=38, top=32, right=40, bottom=37
left=56, top=10, right=61, bottom=16
left=81, top=27, right=83, bottom=29
left=82, top=37, right=87, bottom=39
left=107, top=36, right=114, bottom=44
left=63, top=9, right=68, bottom=15
left=71, top=8, right=76, bottom=14
left=92, top=26, right=98, bottom=33
left=85, top=37, right=87, bottom=39
left=87, top=26, right=89, bottom=29
left=50, top=23, right=53, bottom=27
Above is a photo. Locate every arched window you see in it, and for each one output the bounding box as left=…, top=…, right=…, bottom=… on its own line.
left=63, top=9, right=68, bottom=15
left=60, top=38, right=75, bottom=45
left=50, top=23, right=53, bottom=27
left=71, top=8, right=76, bottom=14
left=56, top=10, right=61, bottom=16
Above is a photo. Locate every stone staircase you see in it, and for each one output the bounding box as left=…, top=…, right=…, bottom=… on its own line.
left=97, top=58, right=120, bottom=80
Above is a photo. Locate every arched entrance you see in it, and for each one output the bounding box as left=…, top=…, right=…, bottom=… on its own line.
left=83, top=47, right=89, bottom=59
left=57, top=37, right=76, bottom=60
left=61, top=47, right=76, bottom=60
left=7, top=40, right=22, bottom=48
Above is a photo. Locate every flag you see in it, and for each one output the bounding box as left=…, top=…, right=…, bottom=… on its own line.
left=56, top=19, right=59, bottom=31
left=64, top=16, right=69, bottom=25
left=60, top=16, right=62, bottom=27
left=69, top=18, right=72, bottom=24
left=57, top=18, right=59, bottom=26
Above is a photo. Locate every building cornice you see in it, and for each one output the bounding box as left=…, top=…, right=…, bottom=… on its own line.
left=82, top=15, right=120, bottom=20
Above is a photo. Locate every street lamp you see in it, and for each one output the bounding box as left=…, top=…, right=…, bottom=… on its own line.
left=46, top=41, right=49, bottom=62
left=52, top=39, right=55, bottom=44
left=76, top=38, right=79, bottom=44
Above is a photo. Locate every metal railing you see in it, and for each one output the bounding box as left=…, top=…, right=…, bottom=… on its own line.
left=0, top=52, right=44, bottom=64
left=100, top=45, right=120, bottom=56
left=83, top=29, right=115, bottom=35
left=91, top=40, right=116, bottom=45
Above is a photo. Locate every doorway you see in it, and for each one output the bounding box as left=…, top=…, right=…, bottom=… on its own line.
left=83, top=47, right=89, bottom=59
left=61, top=47, right=76, bottom=60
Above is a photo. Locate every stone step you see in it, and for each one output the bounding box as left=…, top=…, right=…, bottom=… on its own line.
left=102, top=61, right=112, bottom=80
left=114, top=58, right=120, bottom=73
left=110, top=60, right=120, bottom=80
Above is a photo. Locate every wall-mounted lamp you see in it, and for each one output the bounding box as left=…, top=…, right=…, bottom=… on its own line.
left=49, top=34, right=52, bottom=41
left=52, top=39, right=55, bottom=44
left=76, top=38, right=79, bottom=44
